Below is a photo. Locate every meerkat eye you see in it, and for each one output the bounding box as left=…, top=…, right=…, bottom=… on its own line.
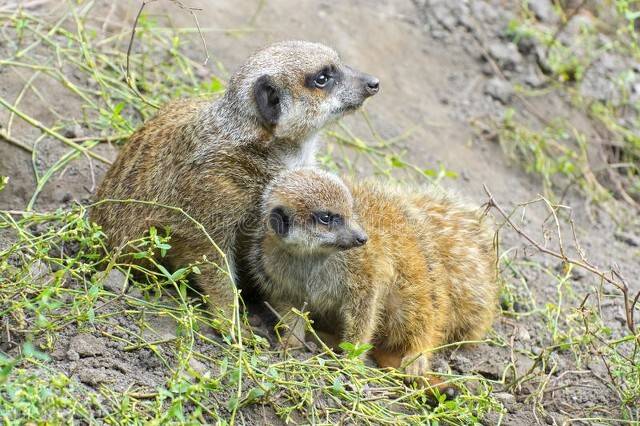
left=314, top=74, right=330, bottom=88
left=314, top=212, right=331, bottom=225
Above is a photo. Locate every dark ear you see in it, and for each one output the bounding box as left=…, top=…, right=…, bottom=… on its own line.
left=254, top=75, right=281, bottom=126
left=269, top=207, right=290, bottom=237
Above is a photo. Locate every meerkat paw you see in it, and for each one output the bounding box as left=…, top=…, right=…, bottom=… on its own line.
left=401, top=353, right=458, bottom=401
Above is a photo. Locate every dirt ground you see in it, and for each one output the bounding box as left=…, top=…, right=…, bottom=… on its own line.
left=1, top=0, right=639, bottom=424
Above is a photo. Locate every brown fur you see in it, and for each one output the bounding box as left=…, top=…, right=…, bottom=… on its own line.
left=249, top=168, right=499, bottom=392
left=91, top=41, right=378, bottom=324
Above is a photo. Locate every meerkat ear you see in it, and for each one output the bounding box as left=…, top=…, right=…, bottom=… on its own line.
left=254, top=75, right=281, bottom=126
left=268, top=207, right=290, bottom=236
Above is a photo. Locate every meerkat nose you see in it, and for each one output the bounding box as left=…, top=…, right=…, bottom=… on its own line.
left=364, top=77, right=380, bottom=96
left=354, top=231, right=369, bottom=246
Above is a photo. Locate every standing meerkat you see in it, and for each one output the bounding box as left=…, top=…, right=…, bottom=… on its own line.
left=249, top=168, right=498, bottom=392
left=91, top=41, right=379, bottom=326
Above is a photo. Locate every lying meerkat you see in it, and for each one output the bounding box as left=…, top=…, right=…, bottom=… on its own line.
left=248, top=167, right=498, bottom=393
left=91, top=41, right=379, bottom=326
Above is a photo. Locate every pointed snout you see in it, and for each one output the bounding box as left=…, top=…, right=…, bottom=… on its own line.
left=342, top=65, right=380, bottom=100
left=353, top=230, right=368, bottom=246
left=336, top=228, right=369, bottom=250
left=362, top=75, right=380, bottom=97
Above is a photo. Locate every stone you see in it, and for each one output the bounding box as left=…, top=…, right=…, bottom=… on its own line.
left=68, top=333, right=106, bottom=357
left=516, top=35, right=538, bottom=56
left=614, top=231, right=640, bottom=247
left=188, top=357, right=209, bottom=375
left=51, top=348, right=67, bottom=361
left=75, top=367, right=111, bottom=387
left=488, top=41, right=522, bottom=71
left=142, top=315, right=178, bottom=341
left=96, top=269, right=127, bottom=293
left=28, top=260, right=50, bottom=280
left=527, top=0, right=557, bottom=23
left=514, top=353, right=536, bottom=378
left=63, top=124, right=85, bottom=139
left=494, top=392, right=516, bottom=410
left=66, top=349, right=80, bottom=361
left=432, top=2, right=457, bottom=31
left=485, top=78, right=514, bottom=104
left=523, top=65, right=546, bottom=88
left=515, top=326, right=531, bottom=342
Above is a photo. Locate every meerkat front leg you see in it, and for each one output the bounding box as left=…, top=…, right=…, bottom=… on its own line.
left=400, top=348, right=458, bottom=399
left=340, top=287, right=380, bottom=349
left=373, top=346, right=456, bottom=398
left=194, top=263, right=245, bottom=335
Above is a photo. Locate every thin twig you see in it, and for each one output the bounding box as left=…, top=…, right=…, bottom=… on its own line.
left=168, top=0, right=208, bottom=65
left=125, top=0, right=153, bottom=87
left=0, top=96, right=112, bottom=164
left=125, top=0, right=208, bottom=106
left=283, top=301, right=308, bottom=354
left=263, top=301, right=314, bottom=352
left=483, top=184, right=639, bottom=344
left=0, top=130, right=33, bottom=153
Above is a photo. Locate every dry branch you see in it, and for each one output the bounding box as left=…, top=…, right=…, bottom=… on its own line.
left=125, top=0, right=209, bottom=107
left=483, top=184, right=640, bottom=343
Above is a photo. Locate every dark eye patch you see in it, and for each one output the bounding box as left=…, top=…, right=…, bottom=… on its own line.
left=305, top=65, right=340, bottom=91
left=312, top=211, right=343, bottom=226
left=269, top=207, right=291, bottom=236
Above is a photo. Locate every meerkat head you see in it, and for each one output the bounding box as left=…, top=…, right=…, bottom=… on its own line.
left=261, top=168, right=368, bottom=255
left=226, top=40, right=379, bottom=141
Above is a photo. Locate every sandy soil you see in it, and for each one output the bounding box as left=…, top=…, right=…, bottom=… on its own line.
left=1, top=0, right=639, bottom=424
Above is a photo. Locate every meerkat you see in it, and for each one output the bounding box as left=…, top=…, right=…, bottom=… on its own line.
left=91, top=41, right=379, bottom=327
left=249, top=167, right=498, bottom=393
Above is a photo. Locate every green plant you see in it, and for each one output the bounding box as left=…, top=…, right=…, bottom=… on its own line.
left=497, top=1, right=640, bottom=212
left=0, top=3, right=488, bottom=424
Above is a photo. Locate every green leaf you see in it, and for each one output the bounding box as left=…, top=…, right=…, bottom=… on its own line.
left=331, top=377, right=344, bottom=394
left=243, top=386, right=265, bottom=404
left=22, top=342, right=50, bottom=361
left=625, top=11, right=640, bottom=21
left=219, top=357, right=229, bottom=377
left=338, top=342, right=355, bottom=353
left=111, top=102, right=125, bottom=119
left=339, top=341, right=372, bottom=359
left=132, top=251, right=149, bottom=259
left=388, top=155, right=406, bottom=168
left=170, top=267, right=188, bottom=282
left=156, top=264, right=173, bottom=281
left=227, top=395, right=239, bottom=412
left=209, top=76, right=224, bottom=93
left=88, top=284, right=100, bottom=298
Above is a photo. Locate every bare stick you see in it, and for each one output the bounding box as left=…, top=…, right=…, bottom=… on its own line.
left=125, top=0, right=154, bottom=87
left=263, top=301, right=314, bottom=352
left=125, top=0, right=209, bottom=106
left=283, top=301, right=308, bottom=354
left=483, top=184, right=639, bottom=343
left=168, top=0, right=208, bottom=65
left=0, top=96, right=111, bottom=164
left=0, top=130, right=33, bottom=153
